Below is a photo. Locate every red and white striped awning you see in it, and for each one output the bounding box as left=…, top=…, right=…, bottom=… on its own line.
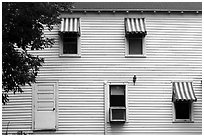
left=125, top=18, right=147, bottom=35
left=172, top=82, right=197, bottom=102
left=60, top=18, right=80, bottom=34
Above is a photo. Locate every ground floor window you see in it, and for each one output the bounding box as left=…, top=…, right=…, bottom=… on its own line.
left=172, top=101, right=193, bottom=122
left=105, top=82, right=128, bottom=123
left=172, top=81, right=197, bottom=123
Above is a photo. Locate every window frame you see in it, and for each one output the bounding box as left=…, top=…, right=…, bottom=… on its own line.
left=172, top=101, right=194, bottom=123
left=110, top=107, right=126, bottom=122
left=59, top=32, right=81, bottom=58
left=104, top=82, right=128, bottom=123
left=59, top=17, right=81, bottom=58
left=125, top=34, right=146, bottom=58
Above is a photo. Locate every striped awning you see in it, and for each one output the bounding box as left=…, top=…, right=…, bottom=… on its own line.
left=60, top=18, right=80, bottom=34
left=125, top=18, right=147, bottom=35
left=172, top=82, right=197, bottom=102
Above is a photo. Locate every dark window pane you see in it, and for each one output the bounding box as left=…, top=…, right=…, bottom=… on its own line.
left=64, top=37, right=76, bottom=43
left=110, top=95, right=125, bottom=107
left=175, top=102, right=190, bottom=119
left=129, top=38, right=143, bottom=55
left=63, top=32, right=77, bottom=38
left=112, top=109, right=126, bottom=120
left=63, top=42, right=77, bottom=54
left=63, top=33, right=78, bottom=54
left=110, top=85, right=125, bottom=95
left=110, top=85, right=125, bottom=107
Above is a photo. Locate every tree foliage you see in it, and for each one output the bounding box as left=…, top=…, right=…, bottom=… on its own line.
left=2, top=2, right=73, bottom=104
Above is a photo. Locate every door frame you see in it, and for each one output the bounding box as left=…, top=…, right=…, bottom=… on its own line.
left=32, top=81, right=59, bottom=131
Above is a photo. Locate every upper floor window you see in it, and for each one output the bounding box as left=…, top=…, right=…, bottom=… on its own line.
left=62, top=33, right=78, bottom=54
left=125, top=18, right=147, bottom=57
left=59, top=18, right=81, bottom=57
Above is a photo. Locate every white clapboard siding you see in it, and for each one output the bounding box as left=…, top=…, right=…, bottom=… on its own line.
left=2, top=87, right=33, bottom=134
left=2, top=13, right=202, bottom=135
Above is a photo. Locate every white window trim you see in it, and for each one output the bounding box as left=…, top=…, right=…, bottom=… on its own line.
left=59, top=34, right=81, bottom=58
left=172, top=102, right=194, bottom=123
left=104, top=81, right=129, bottom=123
left=125, top=35, right=146, bottom=58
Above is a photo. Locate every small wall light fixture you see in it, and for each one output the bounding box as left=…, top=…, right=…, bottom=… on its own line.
left=133, top=75, right=137, bottom=85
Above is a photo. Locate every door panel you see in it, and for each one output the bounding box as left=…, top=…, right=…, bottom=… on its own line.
left=35, top=112, right=55, bottom=130
left=34, top=82, right=57, bottom=130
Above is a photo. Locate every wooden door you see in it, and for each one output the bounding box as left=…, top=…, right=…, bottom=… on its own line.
left=33, top=82, right=57, bottom=130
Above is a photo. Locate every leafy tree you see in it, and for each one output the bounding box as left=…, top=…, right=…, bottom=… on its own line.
left=2, top=2, right=73, bottom=104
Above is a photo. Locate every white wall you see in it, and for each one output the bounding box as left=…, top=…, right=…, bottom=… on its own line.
left=2, top=12, right=202, bottom=134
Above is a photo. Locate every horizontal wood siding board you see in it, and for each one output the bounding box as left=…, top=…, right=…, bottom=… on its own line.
left=2, top=15, right=202, bottom=134
left=2, top=87, right=32, bottom=134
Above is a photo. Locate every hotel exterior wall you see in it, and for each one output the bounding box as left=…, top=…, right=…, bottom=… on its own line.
left=2, top=12, right=202, bottom=134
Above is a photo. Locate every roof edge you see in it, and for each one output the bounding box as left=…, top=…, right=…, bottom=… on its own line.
left=71, top=8, right=202, bottom=12
left=68, top=9, right=202, bottom=14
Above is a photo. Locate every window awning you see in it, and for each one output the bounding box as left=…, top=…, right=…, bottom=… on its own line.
left=60, top=18, right=80, bottom=34
left=125, top=18, right=147, bottom=35
left=172, top=82, right=197, bottom=102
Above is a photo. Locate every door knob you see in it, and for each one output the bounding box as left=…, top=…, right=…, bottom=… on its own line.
left=53, top=108, right=55, bottom=111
